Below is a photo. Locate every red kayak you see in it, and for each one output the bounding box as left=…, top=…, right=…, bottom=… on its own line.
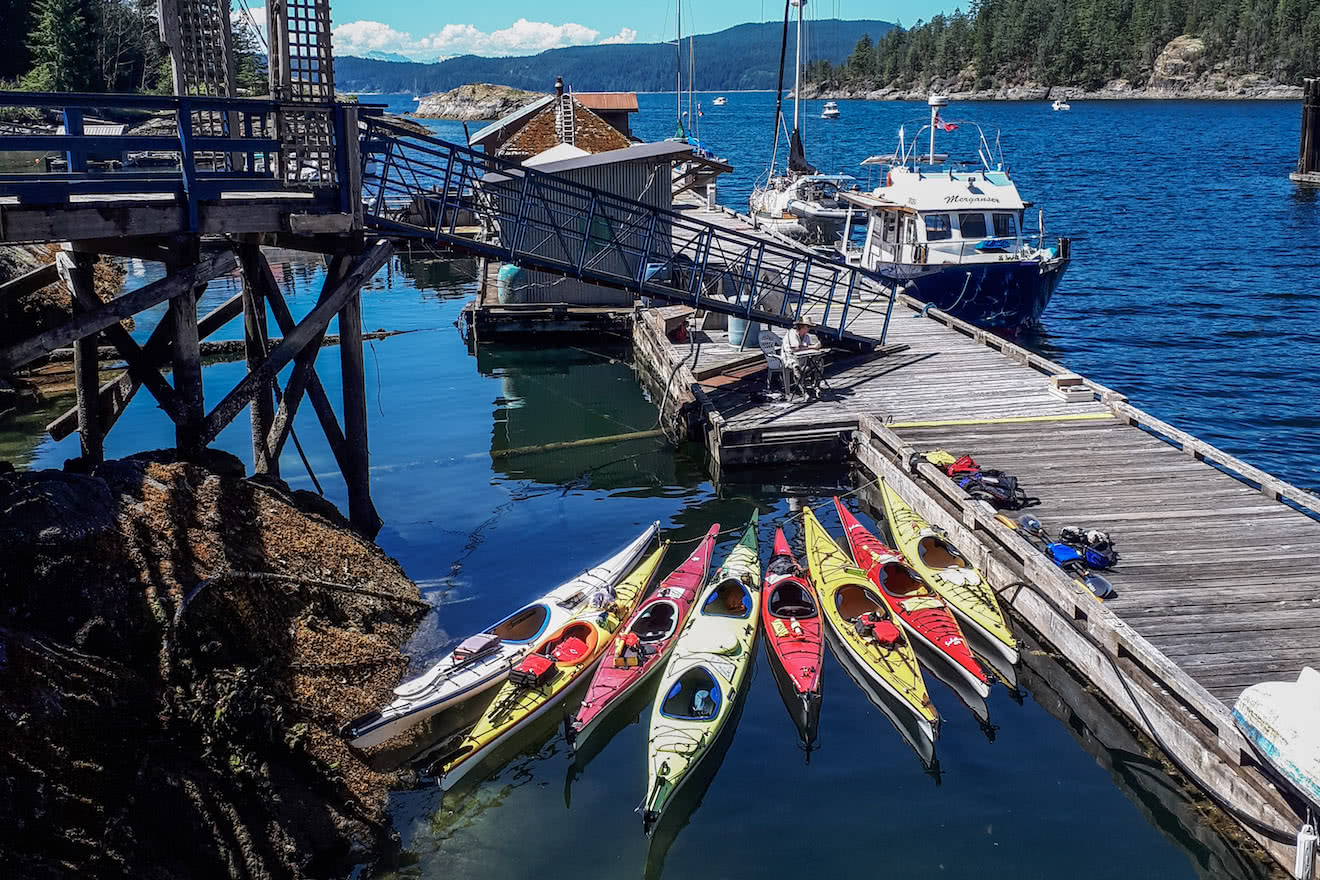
left=566, top=523, right=720, bottom=753
left=762, top=528, right=824, bottom=751
left=834, top=498, right=990, bottom=699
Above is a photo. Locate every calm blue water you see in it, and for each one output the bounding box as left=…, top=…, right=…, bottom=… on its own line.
left=3, top=93, right=1313, bottom=879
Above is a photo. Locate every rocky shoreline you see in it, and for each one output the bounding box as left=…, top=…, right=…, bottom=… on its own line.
left=801, top=36, right=1303, bottom=102
left=413, top=83, right=544, bottom=121
left=0, top=450, right=426, bottom=879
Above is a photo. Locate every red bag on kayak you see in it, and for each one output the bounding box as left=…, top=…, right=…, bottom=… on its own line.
left=946, top=455, right=980, bottom=479
left=551, top=637, right=589, bottom=663
left=511, top=654, right=555, bottom=688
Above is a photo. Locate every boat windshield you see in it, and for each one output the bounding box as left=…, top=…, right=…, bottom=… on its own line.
left=660, top=667, right=723, bottom=720
left=631, top=600, right=679, bottom=643
left=491, top=604, right=550, bottom=643
left=769, top=582, right=816, bottom=618
left=702, top=579, right=752, bottom=618
left=918, top=537, right=968, bottom=569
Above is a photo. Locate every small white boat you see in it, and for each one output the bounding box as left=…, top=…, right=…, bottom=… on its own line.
left=821, top=101, right=840, bottom=119
left=1234, top=667, right=1320, bottom=810
left=712, top=96, right=728, bottom=106
left=1051, top=98, right=1070, bottom=111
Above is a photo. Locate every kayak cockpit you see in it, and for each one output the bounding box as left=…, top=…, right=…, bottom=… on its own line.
left=660, top=667, right=723, bottom=720
left=917, top=536, right=967, bottom=570
left=835, top=583, right=888, bottom=619
left=537, top=622, right=599, bottom=666
left=703, top=579, right=752, bottom=618
left=769, top=581, right=816, bottom=618
left=490, top=603, right=551, bottom=644
left=632, top=600, right=679, bottom=642
left=877, top=562, right=926, bottom=597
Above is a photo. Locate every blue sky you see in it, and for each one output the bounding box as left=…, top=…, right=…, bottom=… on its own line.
left=239, top=1, right=963, bottom=62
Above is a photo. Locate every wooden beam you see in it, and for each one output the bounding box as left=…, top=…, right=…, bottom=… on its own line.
left=0, top=263, right=58, bottom=304
left=69, top=238, right=174, bottom=263
left=0, top=250, right=237, bottom=372
left=62, top=252, right=103, bottom=462
left=338, top=274, right=377, bottom=536
left=199, top=240, right=391, bottom=447
left=45, top=292, right=243, bottom=442
left=166, top=249, right=207, bottom=459
left=58, top=252, right=183, bottom=424
left=239, top=244, right=277, bottom=475
left=263, top=255, right=349, bottom=463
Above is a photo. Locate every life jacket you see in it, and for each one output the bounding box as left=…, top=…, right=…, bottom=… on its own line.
left=945, top=454, right=981, bottom=480
left=1058, top=526, right=1119, bottom=569
left=510, top=653, right=555, bottom=688
left=960, top=470, right=1034, bottom=510
left=853, top=612, right=902, bottom=646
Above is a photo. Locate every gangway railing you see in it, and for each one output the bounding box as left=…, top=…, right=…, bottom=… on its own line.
left=358, top=116, right=897, bottom=349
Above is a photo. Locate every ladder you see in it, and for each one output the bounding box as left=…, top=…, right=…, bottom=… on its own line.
left=555, top=93, right=577, bottom=147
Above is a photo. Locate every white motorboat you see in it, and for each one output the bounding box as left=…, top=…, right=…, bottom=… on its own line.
left=821, top=101, right=840, bottom=119
left=1051, top=98, right=1070, bottom=111
left=341, top=522, right=659, bottom=748
left=712, top=96, right=728, bottom=106
left=842, top=94, right=1071, bottom=330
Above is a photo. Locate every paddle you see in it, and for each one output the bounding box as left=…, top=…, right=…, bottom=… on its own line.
left=994, top=513, right=1115, bottom=601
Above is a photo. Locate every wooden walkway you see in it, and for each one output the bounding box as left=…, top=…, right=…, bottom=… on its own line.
left=638, top=200, right=1320, bottom=876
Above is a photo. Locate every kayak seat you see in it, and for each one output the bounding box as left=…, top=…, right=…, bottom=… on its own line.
left=660, top=667, right=723, bottom=720
left=633, top=601, right=678, bottom=642
left=879, top=563, right=925, bottom=597
left=703, top=580, right=752, bottom=619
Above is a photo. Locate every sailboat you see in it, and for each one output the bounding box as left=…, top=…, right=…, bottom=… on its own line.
left=748, top=0, right=855, bottom=244
left=669, top=0, right=728, bottom=196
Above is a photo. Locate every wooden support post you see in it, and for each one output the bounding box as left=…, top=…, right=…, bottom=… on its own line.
left=61, top=251, right=102, bottom=462
left=167, top=247, right=207, bottom=459
left=338, top=285, right=378, bottom=536
left=1299, top=78, right=1319, bottom=176
left=240, top=244, right=277, bottom=475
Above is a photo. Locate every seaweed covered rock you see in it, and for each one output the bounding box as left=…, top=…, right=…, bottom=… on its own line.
left=0, top=452, right=425, bottom=879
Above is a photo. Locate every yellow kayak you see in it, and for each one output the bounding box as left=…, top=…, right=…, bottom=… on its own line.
left=877, top=480, right=1020, bottom=670
left=439, top=542, right=669, bottom=790
left=802, top=507, right=937, bottom=741
left=642, top=513, right=760, bottom=834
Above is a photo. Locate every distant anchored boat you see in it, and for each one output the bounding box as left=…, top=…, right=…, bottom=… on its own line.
left=1052, top=98, right=1071, bottom=111
left=821, top=100, right=840, bottom=119
left=712, top=96, right=728, bottom=106
left=843, top=94, right=1071, bottom=330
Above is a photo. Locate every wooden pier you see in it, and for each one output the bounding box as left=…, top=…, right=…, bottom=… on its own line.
left=633, top=203, right=1320, bottom=876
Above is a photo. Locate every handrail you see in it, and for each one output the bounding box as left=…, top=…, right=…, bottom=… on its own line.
left=0, top=90, right=327, bottom=114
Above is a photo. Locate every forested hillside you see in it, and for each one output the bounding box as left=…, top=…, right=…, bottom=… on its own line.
left=812, top=0, right=1318, bottom=92
left=336, top=20, right=895, bottom=94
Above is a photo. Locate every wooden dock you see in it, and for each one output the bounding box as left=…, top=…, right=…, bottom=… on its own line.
left=633, top=201, right=1320, bottom=876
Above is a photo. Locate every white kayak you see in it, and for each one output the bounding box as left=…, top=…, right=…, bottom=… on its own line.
left=343, top=522, right=659, bottom=748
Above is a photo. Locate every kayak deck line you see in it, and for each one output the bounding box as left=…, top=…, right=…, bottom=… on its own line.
left=631, top=199, right=1320, bottom=876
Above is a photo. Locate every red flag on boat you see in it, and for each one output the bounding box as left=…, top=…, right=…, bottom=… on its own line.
left=934, top=112, right=958, bottom=132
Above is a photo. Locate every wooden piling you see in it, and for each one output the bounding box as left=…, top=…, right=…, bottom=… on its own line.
left=60, top=251, right=103, bottom=462
left=1293, top=78, right=1320, bottom=184
left=166, top=245, right=207, bottom=460
left=337, top=282, right=378, bottom=537
left=240, top=244, right=277, bottom=475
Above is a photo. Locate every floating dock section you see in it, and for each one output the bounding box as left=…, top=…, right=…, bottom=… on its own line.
left=633, top=203, right=1320, bottom=877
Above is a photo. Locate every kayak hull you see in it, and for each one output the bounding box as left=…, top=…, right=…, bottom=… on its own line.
left=345, top=522, right=659, bottom=749
left=761, top=528, right=824, bottom=749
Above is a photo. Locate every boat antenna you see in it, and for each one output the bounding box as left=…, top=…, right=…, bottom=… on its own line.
left=769, top=0, right=791, bottom=174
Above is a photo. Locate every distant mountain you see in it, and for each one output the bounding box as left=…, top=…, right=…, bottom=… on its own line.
left=360, top=50, right=417, bottom=64
left=336, top=19, right=896, bottom=94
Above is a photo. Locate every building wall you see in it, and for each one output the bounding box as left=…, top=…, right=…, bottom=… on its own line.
left=492, top=155, right=674, bottom=306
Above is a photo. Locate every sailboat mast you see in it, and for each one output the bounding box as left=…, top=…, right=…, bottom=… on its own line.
left=792, top=0, right=805, bottom=132
left=689, top=35, right=694, bottom=138
left=676, top=0, right=682, bottom=132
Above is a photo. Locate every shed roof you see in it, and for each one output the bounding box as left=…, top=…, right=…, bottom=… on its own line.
left=524, top=140, right=694, bottom=174
left=575, top=92, right=639, bottom=113
left=468, top=95, right=555, bottom=148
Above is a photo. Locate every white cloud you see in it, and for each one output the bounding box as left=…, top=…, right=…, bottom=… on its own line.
left=330, top=18, right=616, bottom=61
left=599, top=27, right=637, bottom=45
left=235, top=4, right=267, bottom=43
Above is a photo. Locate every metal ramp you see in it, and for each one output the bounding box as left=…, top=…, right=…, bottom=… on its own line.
left=358, top=117, right=896, bottom=349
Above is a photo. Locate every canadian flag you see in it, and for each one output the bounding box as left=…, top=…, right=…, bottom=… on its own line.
left=934, top=112, right=958, bottom=132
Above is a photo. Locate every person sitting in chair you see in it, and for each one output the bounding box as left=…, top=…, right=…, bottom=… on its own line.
left=781, top=320, right=821, bottom=395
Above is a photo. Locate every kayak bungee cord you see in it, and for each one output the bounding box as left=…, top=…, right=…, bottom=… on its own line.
left=996, top=579, right=1299, bottom=845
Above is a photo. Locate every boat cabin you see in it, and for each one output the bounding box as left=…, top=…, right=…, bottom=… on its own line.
left=843, top=167, right=1028, bottom=269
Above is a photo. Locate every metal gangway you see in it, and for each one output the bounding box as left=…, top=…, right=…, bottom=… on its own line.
left=358, top=117, right=897, bottom=349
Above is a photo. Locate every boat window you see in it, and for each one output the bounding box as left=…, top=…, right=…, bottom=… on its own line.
left=993, top=213, right=1018, bottom=238
left=660, top=667, right=722, bottom=720
left=923, top=214, right=952, bottom=241
left=769, top=582, right=816, bottom=618
left=882, top=212, right=899, bottom=244
left=631, top=600, right=678, bottom=642
left=702, top=579, right=752, bottom=619
left=491, top=604, right=549, bottom=642
left=958, top=212, right=988, bottom=239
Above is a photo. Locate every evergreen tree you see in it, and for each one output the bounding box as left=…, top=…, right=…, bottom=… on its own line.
left=23, top=0, right=100, bottom=92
